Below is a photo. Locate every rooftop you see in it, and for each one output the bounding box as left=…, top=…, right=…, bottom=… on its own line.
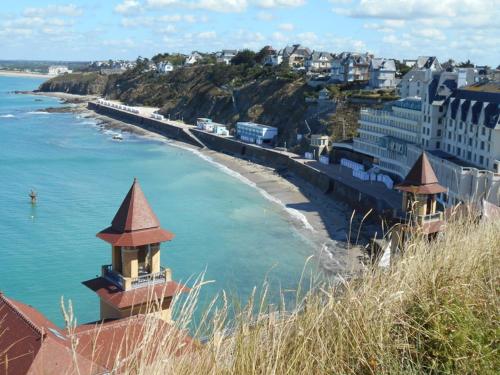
left=396, top=152, right=447, bottom=194
left=236, top=121, right=278, bottom=130
left=82, top=277, right=189, bottom=310
left=392, top=97, right=422, bottom=111
left=96, top=178, right=174, bottom=247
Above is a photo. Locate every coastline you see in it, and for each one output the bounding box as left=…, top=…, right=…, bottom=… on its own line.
left=33, top=90, right=367, bottom=273
left=0, top=70, right=55, bottom=79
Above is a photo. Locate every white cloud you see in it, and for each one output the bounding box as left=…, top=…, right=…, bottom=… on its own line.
left=256, top=11, right=273, bottom=20
left=115, top=0, right=141, bottom=15
left=257, top=0, right=306, bottom=7
left=297, top=31, right=318, bottom=45
left=198, top=30, right=217, bottom=39
left=363, top=23, right=393, bottom=33
left=271, top=31, right=288, bottom=42
left=413, top=28, right=446, bottom=41
left=278, top=23, right=294, bottom=31
left=120, top=14, right=199, bottom=28
left=334, top=0, right=498, bottom=27
left=23, top=4, right=83, bottom=17
left=384, top=19, right=405, bottom=28
left=160, top=25, right=177, bottom=33
left=146, top=0, right=249, bottom=12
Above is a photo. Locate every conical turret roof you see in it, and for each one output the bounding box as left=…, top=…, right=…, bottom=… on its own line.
left=396, top=152, right=447, bottom=194
left=111, top=178, right=160, bottom=232
left=97, top=179, right=174, bottom=247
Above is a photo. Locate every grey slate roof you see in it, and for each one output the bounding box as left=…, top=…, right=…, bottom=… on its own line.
left=370, top=58, right=396, bottom=71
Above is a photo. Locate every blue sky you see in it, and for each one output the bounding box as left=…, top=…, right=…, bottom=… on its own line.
left=0, top=0, right=499, bottom=65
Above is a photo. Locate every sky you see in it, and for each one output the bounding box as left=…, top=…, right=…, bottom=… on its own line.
left=0, top=0, right=499, bottom=65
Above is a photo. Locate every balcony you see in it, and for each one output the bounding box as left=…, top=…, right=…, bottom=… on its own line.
left=103, top=265, right=172, bottom=291
left=414, top=212, right=443, bottom=225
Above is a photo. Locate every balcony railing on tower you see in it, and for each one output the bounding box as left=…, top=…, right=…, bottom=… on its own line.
left=102, top=265, right=172, bottom=290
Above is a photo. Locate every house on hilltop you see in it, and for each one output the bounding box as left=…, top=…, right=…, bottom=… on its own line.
left=185, top=51, right=202, bottom=65
left=282, top=44, right=311, bottom=68
left=369, top=58, right=397, bottom=89
left=330, top=52, right=371, bottom=83
left=305, top=51, right=334, bottom=72
left=216, top=49, right=238, bottom=65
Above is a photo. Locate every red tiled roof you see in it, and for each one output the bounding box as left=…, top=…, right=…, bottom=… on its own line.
left=73, top=315, right=193, bottom=372
left=82, top=278, right=189, bottom=309
left=97, top=227, right=174, bottom=247
left=396, top=152, right=447, bottom=194
left=96, top=178, right=175, bottom=247
left=0, top=293, right=101, bottom=375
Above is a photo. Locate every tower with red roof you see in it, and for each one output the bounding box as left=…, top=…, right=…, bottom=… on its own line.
left=83, top=178, right=188, bottom=322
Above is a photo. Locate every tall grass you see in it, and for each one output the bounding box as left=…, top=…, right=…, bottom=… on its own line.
left=71, top=218, right=499, bottom=374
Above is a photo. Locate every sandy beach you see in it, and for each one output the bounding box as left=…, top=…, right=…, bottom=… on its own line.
left=0, top=70, right=55, bottom=79
left=28, top=91, right=368, bottom=274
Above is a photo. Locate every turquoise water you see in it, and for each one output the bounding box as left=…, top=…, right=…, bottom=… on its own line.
left=0, top=76, right=315, bottom=326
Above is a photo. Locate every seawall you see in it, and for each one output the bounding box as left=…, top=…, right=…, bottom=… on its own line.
left=88, top=102, right=205, bottom=148
left=87, top=102, right=396, bottom=217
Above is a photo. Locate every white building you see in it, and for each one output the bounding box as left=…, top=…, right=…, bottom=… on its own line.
left=48, top=65, right=72, bottom=75
left=236, top=122, right=278, bottom=145
left=305, top=51, right=333, bottom=72
left=330, top=52, right=371, bottom=83
left=353, top=98, right=423, bottom=177
left=185, top=52, right=202, bottom=65
left=398, top=56, right=442, bottom=98
left=157, top=61, right=174, bottom=74
left=263, top=53, right=283, bottom=66
left=369, top=58, right=396, bottom=89
left=351, top=77, right=500, bottom=206
left=216, top=50, right=238, bottom=65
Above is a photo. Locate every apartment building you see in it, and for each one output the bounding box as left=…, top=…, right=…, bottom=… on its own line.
left=352, top=74, right=500, bottom=205
left=353, top=97, right=423, bottom=177
left=398, top=56, right=442, bottom=98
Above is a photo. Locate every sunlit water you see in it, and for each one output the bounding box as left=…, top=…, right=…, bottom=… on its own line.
left=0, top=76, right=316, bottom=326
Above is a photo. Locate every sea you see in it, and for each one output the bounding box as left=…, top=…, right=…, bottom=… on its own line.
left=0, top=75, right=317, bottom=326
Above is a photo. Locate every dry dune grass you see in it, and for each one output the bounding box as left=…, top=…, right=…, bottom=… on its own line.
left=69, top=217, right=499, bottom=374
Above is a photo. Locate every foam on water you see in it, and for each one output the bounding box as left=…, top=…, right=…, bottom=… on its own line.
left=27, top=111, right=50, bottom=115
left=0, top=114, right=15, bottom=118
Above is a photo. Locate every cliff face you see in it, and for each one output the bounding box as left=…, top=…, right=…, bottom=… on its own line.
left=39, top=72, right=109, bottom=95
left=38, top=65, right=347, bottom=144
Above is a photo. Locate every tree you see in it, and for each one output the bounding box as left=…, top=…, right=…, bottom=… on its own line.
left=394, top=60, right=411, bottom=78
left=457, top=59, right=474, bottom=68
left=255, top=45, right=274, bottom=64
left=231, top=49, right=257, bottom=66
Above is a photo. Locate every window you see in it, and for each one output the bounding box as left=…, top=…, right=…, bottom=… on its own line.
left=438, top=118, right=442, bottom=125
left=457, top=147, right=461, bottom=156
left=448, top=132, right=451, bottom=139
left=481, top=141, right=485, bottom=150
left=458, top=135, right=462, bottom=143
left=467, top=151, right=471, bottom=160
left=437, top=129, right=442, bottom=137
left=482, top=127, right=486, bottom=135
left=468, top=138, right=472, bottom=146
left=436, top=141, right=440, bottom=149
left=447, top=144, right=450, bottom=152
left=479, top=155, right=484, bottom=164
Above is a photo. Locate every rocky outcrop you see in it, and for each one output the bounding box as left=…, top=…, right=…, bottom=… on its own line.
left=39, top=73, right=109, bottom=95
